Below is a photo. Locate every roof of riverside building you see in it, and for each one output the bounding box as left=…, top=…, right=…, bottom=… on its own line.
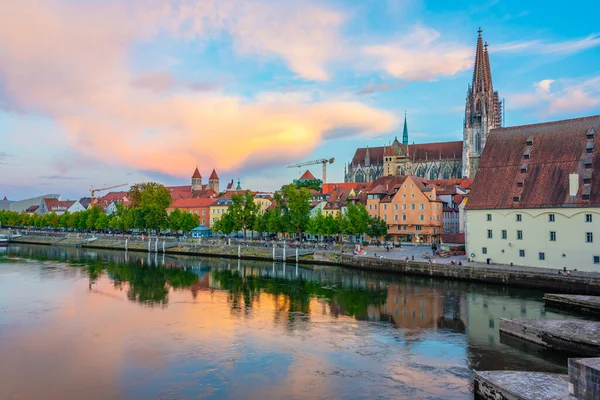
left=467, top=115, right=600, bottom=210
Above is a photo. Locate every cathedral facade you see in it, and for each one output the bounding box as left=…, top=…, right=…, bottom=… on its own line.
left=345, top=29, right=501, bottom=183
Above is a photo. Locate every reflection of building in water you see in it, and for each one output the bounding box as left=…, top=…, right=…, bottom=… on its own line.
left=367, top=283, right=444, bottom=329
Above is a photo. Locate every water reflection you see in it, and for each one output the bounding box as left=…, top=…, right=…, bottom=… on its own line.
left=0, top=245, right=589, bottom=399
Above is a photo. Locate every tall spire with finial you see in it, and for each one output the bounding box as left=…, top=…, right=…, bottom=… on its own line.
left=462, top=28, right=503, bottom=179
left=402, top=111, right=408, bottom=146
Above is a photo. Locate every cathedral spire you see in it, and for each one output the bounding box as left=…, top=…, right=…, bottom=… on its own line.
left=402, top=112, right=408, bottom=146
left=472, top=27, right=492, bottom=93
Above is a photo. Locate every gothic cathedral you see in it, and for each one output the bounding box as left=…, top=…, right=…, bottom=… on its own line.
left=345, top=29, right=502, bottom=183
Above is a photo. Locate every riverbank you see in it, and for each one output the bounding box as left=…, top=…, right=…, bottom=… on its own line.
left=9, top=236, right=600, bottom=294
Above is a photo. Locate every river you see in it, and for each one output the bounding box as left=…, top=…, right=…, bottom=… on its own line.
left=0, top=244, right=586, bottom=399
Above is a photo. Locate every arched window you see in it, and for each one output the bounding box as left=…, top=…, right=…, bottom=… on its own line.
left=356, top=170, right=365, bottom=183
left=429, top=167, right=438, bottom=180
left=443, top=167, right=450, bottom=179
left=475, top=132, right=482, bottom=152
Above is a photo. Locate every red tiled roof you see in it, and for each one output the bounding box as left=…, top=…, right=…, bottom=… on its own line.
left=97, top=191, right=129, bottom=204
left=209, top=169, right=219, bottom=180
left=408, top=141, right=463, bottom=161
left=383, top=146, right=394, bottom=157
left=321, top=182, right=366, bottom=194
left=351, top=146, right=385, bottom=166
left=26, top=205, right=39, bottom=213
left=441, top=233, right=465, bottom=244
left=192, top=167, right=202, bottom=179
left=43, top=199, right=75, bottom=212
left=467, top=115, right=600, bottom=209
left=299, top=169, right=316, bottom=180
left=170, top=198, right=216, bottom=209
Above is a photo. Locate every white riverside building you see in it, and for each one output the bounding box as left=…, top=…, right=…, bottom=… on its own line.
left=465, top=115, right=600, bottom=272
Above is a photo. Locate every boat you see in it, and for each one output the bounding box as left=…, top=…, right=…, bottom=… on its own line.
left=0, top=235, right=8, bottom=247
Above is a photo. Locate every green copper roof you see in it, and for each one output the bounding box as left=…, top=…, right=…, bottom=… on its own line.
left=236, top=179, right=242, bottom=190
left=402, top=113, right=408, bottom=146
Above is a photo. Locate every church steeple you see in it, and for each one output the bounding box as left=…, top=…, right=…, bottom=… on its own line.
left=462, top=28, right=502, bottom=178
left=402, top=112, right=408, bottom=146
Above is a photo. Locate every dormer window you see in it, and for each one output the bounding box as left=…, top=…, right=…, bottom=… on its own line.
left=524, top=154, right=530, bottom=160
left=517, top=182, right=524, bottom=188
left=520, top=165, right=527, bottom=173
left=584, top=178, right=592, bottom=185
left=513, top=196, right=520, bottom=203
left=586, top=142, right=594, bottom=154
left=587, top=128, right=595, bottom=140
left=585, top=162, right=593, bottom=169
left=526, top=137, right=533, bottom=146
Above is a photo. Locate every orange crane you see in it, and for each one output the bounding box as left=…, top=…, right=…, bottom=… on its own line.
left=287, top=158, right=334, bottom=183
left=90, top=183, right=128, bottom=204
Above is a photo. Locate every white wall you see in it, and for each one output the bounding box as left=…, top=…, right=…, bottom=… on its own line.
left=466, top=207, right=600, bottom=272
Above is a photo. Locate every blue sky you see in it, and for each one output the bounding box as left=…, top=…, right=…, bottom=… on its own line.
left=1, top=0, right=599, bottom=200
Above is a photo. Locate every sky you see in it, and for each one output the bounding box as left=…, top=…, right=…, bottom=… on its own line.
left=1, top=0, right=599, bottom=200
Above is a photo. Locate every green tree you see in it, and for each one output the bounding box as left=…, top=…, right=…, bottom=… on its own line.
left=307, top=213, right=325, bottom=238
left=323, top=214, right=339, bottom=237
left=252, top=213, right=267, bottom=239
left=58, top=212, right=70, bottom=228
left=295, top=178, right=322, bottom=191
left=129, top=182, right=172, bottom=231
left=179, top=212, right=199, bottom=232
left=168, top=208, right=182, bottom=231
left=86, top=207, right=102, bottom=230
left=344, top=203, right=370, bottom=238
left=48, top=212, right=59, bottom=228
left=229, top=190, right=259, bottom=239
left=95, top=214, right=110, bottom=231
left=366, top=216, right=387, bottom=241
left=281, top=184, right=311, bottom=238
left=211, top=212, right=236, bottom=235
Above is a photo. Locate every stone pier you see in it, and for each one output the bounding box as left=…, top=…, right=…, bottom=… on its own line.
left=544, top=294, right=600, bottom=316
left=499, top=319, right=600, bottom=357
left=474, top=358, right=600, bottom=400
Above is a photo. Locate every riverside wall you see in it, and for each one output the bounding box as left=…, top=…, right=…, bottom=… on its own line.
left=8, top=236, right=600, bottom=294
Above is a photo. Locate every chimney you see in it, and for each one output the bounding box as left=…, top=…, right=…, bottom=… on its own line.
left=569, top=174, right=579, bottom=197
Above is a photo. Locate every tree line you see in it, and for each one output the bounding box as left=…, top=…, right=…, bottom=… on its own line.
left=211, top=185, right=388, bottom=241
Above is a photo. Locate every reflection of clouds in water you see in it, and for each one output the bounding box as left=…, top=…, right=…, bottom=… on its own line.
left=0, top=245, right=574, bottom=399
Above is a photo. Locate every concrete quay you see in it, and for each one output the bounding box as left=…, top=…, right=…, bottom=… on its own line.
left=499, top=319, right=600, bottom=357
left=544, top=294, right=600, bottom=316
left=474, top=357, right=600, bottom=400
left=8, top=236, right=600, bottom=294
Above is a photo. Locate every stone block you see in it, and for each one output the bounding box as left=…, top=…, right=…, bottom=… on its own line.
left=569, top=358, right=600, bottom=400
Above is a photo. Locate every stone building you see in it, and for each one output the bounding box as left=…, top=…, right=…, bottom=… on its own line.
left=345, top=29, right=501, bottom=183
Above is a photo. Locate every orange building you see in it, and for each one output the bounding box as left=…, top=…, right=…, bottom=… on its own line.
left=167, top=198, right=216, bottom=227
left=358, top=175, right=443, bottom=243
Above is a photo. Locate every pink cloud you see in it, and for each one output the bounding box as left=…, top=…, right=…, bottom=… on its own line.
left=362, top=26, right=473, bottom=81
left=0, top=0, right=395, bottom=178
left=506, top=77, right=600, bottom=116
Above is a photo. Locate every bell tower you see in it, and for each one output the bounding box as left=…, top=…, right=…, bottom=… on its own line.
left=191, top=167, right=202, bottom=191
left=462, top=28, right=502, bottom=178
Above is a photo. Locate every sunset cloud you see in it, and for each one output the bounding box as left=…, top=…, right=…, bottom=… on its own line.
left=0, top=0, right=394, bottom=178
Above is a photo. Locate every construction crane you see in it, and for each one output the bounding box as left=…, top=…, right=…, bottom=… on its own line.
left=287, top=157, right=335, bottom=183
left=90, top=183, right=128, bottom=203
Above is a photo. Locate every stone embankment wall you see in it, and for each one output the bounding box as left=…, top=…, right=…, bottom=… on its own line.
left=9, top=236, right=600, bottom=294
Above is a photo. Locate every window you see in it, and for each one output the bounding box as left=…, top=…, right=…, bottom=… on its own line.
left=521, top=167, right=527, bottom=173
left=548, top=214, right=555, bottom=222
left=411, top=204, right=415, bottom=210
left=584, top=178, right=592, bottom=185
left=383, top=204, right=387, bottom=210
left=394, top=204, right=398, bottom=211
left=394, top=214, right=398, bottom=221
left=513, top=196, right=520, bottom=203
left=419, top=214, right=423, bottom=221
left=402, top=214, right=406, bottom=221
left=516, top=214, right=522, bottom=222
left=402, top=194, right=406, bottom=198
left=482, top=247, right=487, bottom=254
left=402, top=204, right=406, bottom=210
left=539, top=252, right=545, bottom=261
left=374, top=205, right=378, bottom=210
left=594, top=256, right=600, bottom=264
left=519, top=249, right=525, bottom=257
left=517, top=230, right=523, bottom=240
left=416, top=225, right=422, bottom=231
left=487, top=214, right=492, bottom=221
left=369, top=204, right=372, bottom=210
left=585, top=162, right=592, bottom=169
left=586, top=232, right=593, bottom=243
left=517, top=182, right=524, bottom=188
left=586, top=214, right=593, bottom=223
left=550, top=231, right=556, bottom=241
left=487, top=229, right=493, bottom=239
left=411, top=194, right=415, bottom=198
left=502, top=230, right=507, bottom=239
left=383, top=215, right=387, bottom=221
left=420, top=204, right=424, bottom=210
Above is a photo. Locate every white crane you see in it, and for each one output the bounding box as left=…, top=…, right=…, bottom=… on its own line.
left=287, top=158, right=334, bottom=183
